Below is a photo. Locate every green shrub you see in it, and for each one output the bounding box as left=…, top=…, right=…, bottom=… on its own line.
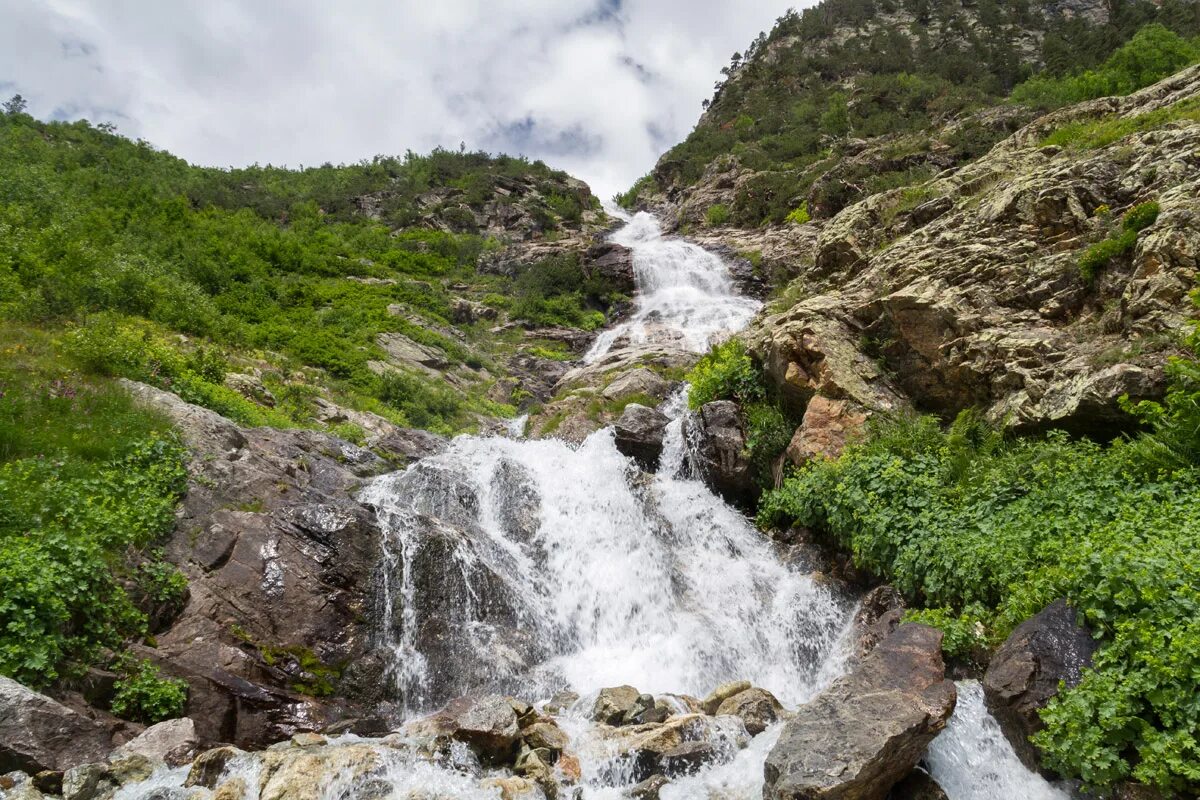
left=1078, top=201, right=1160, bottom=282
left=904, top=605, right=988, bottom=662
left=686, top=339, right=763, bottom=409
left=1123, top=200, right=1161, bottom=232
left=110, top=659, right=188, bottom=723
left=705, top=204, right=731, bottom=226
left=785, top=203, right=811, bottom=225
left=743, top=400, right=795, bottom=483
left=376, top=369, right=464, bottom=432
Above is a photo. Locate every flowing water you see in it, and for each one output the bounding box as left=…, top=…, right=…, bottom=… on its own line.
left=91, top=213, right=1071, bottom=800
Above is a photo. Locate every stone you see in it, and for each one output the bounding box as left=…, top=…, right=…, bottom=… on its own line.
left=597, top=713, right=747, bottom=784
left=185, top=746, right=244, bottom=789
left=543, top=691, right=579, bottom=715
left=223, top=372, right=276, bottom=407
left=522, top=722, right=569, bottom=754
left=591, top=685, right=643, bottom=726
left=62, top=763, right=112, bottom=800
left=419, top=695, right=521, bottom=763
left=0, top=676, right=113, bottom=774
left=601, top=368, right=671, bottom=403
left=583, top=241, right=636, bottom=293
left=983, top=599, right=1098, bottom=771
left=701, top=680, right=751, bottom=715
left=660, top=741, right=717, bottom=777
left=888, top=768, right=949, bottom=799
left=630, top=774, right=670, bottom=800
left=371, top=428, right=448, bottom=465
left=479, top=776, right=542, bottom=800
left=108, top=754, right=156, bottom=785
left=854, top=585, right=906, bottom=658
left=763, top=624, right=957, bottom=800
left=786, top=396, right=868, bottom=467
left=112, top=718, right=200, bottom=767
left=612, top=404, right=670, bottom=471
left=31, top=771, right=61, bottom=795
left=683, top=401, right=756, bottom=504
left=714, top=688, right=783, bottom=735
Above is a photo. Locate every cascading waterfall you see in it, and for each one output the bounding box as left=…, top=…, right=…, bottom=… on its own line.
left=100, top=212, right=1073, bottom=800
left=584, top=211, right=760, bottom=362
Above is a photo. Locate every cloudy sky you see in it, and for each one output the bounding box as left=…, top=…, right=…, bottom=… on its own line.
left=0, top=1, right=798, bottom=199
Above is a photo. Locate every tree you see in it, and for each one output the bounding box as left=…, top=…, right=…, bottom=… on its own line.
left=3, top=94, right=27, bottom=115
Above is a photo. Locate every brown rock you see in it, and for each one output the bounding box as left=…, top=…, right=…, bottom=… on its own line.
left=715, top=688, right=783, bottom=735
left=786, top=396, right=868, bottom=466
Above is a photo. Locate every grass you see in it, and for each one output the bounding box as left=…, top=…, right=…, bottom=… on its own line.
left=1042, top=98, right=1200, bottom=150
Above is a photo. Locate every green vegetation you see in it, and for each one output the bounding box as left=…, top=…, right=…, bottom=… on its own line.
left=705, top=204, right=731, bottom=226
left=756, top=295, right=1200, bottom=791
left=1011, top=25, right=1200, bottom=109
left=0, top=325, right=188, bottom=695
left=1078, top=201, right=1161, bottom=282
left=110, top=658, right=188, bottom=723
left=785, top=203, right=810, bottom=225
left=1043, top=97, right=1200, bottom=151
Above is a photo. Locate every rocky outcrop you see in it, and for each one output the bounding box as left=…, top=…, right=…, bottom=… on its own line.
left=583, top=242, right=636, bottom=294
left=120, top=381, right=408, bottom=748
left=683, top=401, right=755, bottom=504
left=763, top=624, right=956, bottom=800
left=983, top=599, right=1098, bottom=771
left=613, top=404, right=670, bottom=471
left=786, top=396, right=869, bottom=467
left=0, top=677, right=114, bottom=774
left=714, top=67, right=1200, bottom=436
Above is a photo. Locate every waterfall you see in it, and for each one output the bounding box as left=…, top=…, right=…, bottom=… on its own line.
left=102, top=213, right=1072, bottom=800
left=584, top=212, right=760, bottom=362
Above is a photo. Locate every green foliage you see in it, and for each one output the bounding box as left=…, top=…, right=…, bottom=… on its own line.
left=0, top=325, right=188, bottom=689
left=743, top=400, right=795, bottom=482
left=260, top=644, right=340, bottom=697
left=1078, top=201, right=1161, bottom=282
left=1042, top=97, right=1200, bottom=150
left=1011, top=25, right=1200, bottom=109
left=135, top=558, right=188, bottom=605
left=509, top=254, right=613, bottom=331
left=686, top=340, right=764, bottom=409
left=705, top=204, right=731, bottom=226
left=615, top=173, right=658, bottom=210
left=110, top=659, right=188, bottom=723
left=376, top=369, right=465, bottom=433
left=785, top=203, right=811, bottom=225
left=758, top=377, right=1200, bottom=792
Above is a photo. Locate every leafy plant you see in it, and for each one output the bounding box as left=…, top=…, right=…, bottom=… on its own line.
left=706, top=204, right=731, bottom=226
left=686, top=339, right=764, bottom=409
left=111, top=659, right=188, bottom=723
left=785, top=203, right=811, bottom=225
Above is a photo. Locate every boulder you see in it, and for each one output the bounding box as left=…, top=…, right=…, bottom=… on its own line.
left=0, top=676, right=113, bottom=774
left=854, top=585, right=905, bottom=659
left=583, top=242, right=636, bottom=294
left=983, top=599, right=1098, bottom=771
left=786, top=396, right=868, bottom=467
left=684, top=401, right=756, bottom=504
left=601, top=368, right=671, bottom=403
left=599, top=713, right=747, bottom=784
left=62, top=763, right=114, bottom=800
left=415, top=695, right=521, bottom=763
left=701, top=680, right=751, bottom=715
left=763, top=624, right=957, bottom=800
left=591, top=686, right=643, bottom=726
left=714, top=687, right=783, bottom=735
left=613, top=404, right=670, bottom=471
left=111, top=718, right=199, bottom=767
left=371, top=427, right=448, bottom=465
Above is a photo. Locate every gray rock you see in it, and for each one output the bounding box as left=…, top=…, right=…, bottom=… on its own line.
left=983, top=599, right=1098, bottom=771
left=763, top=624, right=957, bottom=800
left=415, top=695, right=521, bottom=764
left=0, top=676, right=113, bottom=774
left=591, top=686, right=643, bottom=726
left=62, top=763, right=113, bottom=800
left=714, top=688, right=782, bottom=735
left=888, top=767, right=949, bottom=799
left=583, top=242, right=636, bottom=294
left=601, top=368, right=671, bottom=403
left=112, top=718, right=199, bottom=768
left=684, top=401, right=755, bottom=504
left=613, top=404, right=670, bottom=471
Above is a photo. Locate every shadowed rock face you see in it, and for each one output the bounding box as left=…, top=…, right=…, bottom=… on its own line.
left=119, top=381, right=440, bottom=748
left=763, top=624, right=956, bottom=800
left=983, top=599, right=1098, bottom=772
left=683, top=401, right=756, bottom=505
left=0, top=676, right=115, bottom=774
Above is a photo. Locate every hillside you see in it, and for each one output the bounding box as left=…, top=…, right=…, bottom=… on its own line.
left=620, top=0, right=1200, bottom=229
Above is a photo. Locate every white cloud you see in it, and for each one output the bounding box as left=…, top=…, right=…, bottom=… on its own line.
left=0, top=0, right=798, bottom=199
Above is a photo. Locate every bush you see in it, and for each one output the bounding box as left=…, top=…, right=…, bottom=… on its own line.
left=1078, top=201, right=1160, bottom=282
left=785, top=203, right=811, bottom=225
left=1123, top=200, right=1161, bottom=232
left=705, top=204, right=731, bottom=226
left=686, top=339, right=763, bottom=409
left=110, top=659, right=188, bottom=723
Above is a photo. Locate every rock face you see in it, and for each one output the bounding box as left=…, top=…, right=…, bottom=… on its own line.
left=0, top=676, right=113, bottom=774
left=763, top=624, right=957, bottom=800
left=705, top=66, right=1200, bottom=437
left=786, top=396, right=869, bottom=467
left=683, top=401, right=755, bottom=504
left=584, top=241, right=637, bottom=294
left=121, top=381, right=403, bottom=749
left=983, top=599, right=1098, bottom=770
left=613, top=404, right=670, bottom=470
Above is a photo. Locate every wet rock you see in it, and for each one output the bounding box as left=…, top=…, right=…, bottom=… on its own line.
left=31, top=771, right=61, bottom=795
left=113, top=718, right=200, bottom=767
left=613, top=404, right=670, bottom=471
left=600, top=713, right=747, bottom=784
left=543, top=691, right=579, bottom=715
left=62, top=763, right=113, bottom=800
left=371, top=428, right=448, bottom=465
left=591, top=686, right=643, bottom=726
left=417, top=695, right=521, bottom=764
left=108, top=754, right=156, bottom=785
left=715, top=688, right=783, bottom=735
left=584, top=242, right=636, bottom=294
left=601, top=368, right=672, bottom=403
left=255, top=743, right=381, bottom=800
left=763, top=624, right=957, bottom=800
left=630, top=774, right=670, bottom=800
left=660, top=741, right=717, bottom=777
left=684, top=401, right=756, bottom=504
left=854, top=585, right=906, bottom=659
left=0, top=676, right=113, bottom=774
left=701, top=680, right=751, bottom=715
left=983, top=599, right=1098, bottom=771
left=522, top=722, right=569, bottom=754
left=479, top=776, right=542, bottom=800
left=888, top=767, right=948, bottom=799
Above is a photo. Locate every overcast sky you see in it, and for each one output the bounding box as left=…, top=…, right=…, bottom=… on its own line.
left=0, top=1, right=798, bottom=200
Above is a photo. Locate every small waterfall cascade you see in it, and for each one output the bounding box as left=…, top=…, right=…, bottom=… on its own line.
left=584, top=211, right=760, bottom=362
left=96, top=213, right=1075, bottom=800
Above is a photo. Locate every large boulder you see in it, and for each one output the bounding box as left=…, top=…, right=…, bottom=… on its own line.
left=597, top=713, right=748, bottom=783
left=715, top=687, right=783, bottom=735
left=613, top=404, right=670, bottom=471
left=409, top=695, right=522, bottom=764
left=683, top=401, right=756, bottom=504
left=601, top=368, right=672, bottom=403
left=111, top=718, right=200, bottom=767
left=583, top=242, right=636, bottom=294
left=786, top=396, right=868, bottom=467
left=763, top=624, right=957, bottom=800
left=983, top=599, right=1098, bottom=771
left=0, top=676, right=113, bottom=774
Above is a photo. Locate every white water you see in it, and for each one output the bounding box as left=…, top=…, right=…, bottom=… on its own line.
left=584, top=211, right=760, bottom=362
left=95, top=213, right=1069, bottom=800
